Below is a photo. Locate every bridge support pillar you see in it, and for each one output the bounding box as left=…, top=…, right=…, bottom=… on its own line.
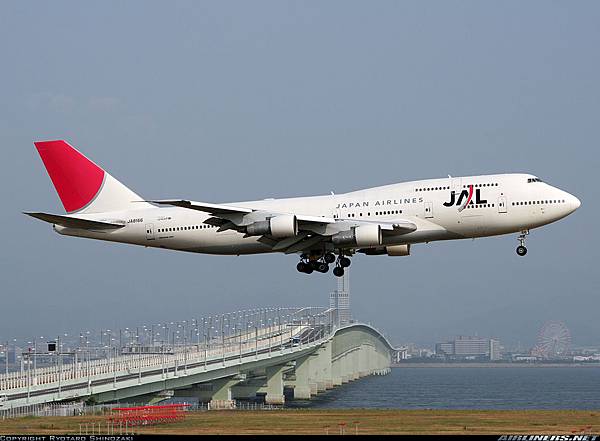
left=264, top=365, right=285, bottom=405
left=292, top=356, right=312, bottom=400
left=307, top=353, right=319, bottom=395
left=331, top=356, right=343, bottom=386
left=309, top=343, right=331, bottom=393
left=341, top=352, right=351, bottom=383
left=321, top=340, right=333, bottom=390
left=370, top=345, right=378, bottom=374
left=364, top=345, right=372, bottom=375
left=351, top=349, right=360, bottom=381
left=199, top=377, right=242, bottom=408
left=358, top=345, right=368, bottom=377
left=376, top=347, right=384, bottom=374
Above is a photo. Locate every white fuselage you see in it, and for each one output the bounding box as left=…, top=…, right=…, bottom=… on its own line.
left=54, top=173, right=580, bottom=255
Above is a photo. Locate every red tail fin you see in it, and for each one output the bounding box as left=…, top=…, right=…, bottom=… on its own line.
left=35, top=140, right=105, bottom=213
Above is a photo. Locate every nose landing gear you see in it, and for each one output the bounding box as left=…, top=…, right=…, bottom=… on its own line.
left=516, top=230, right=529, bottom=256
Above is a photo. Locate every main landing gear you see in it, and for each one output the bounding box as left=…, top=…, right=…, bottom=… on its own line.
left=297, top=253, right=333, bottom=274
left=333, top=254, right=351, bottom=278
left=516, top=230, right=529, bottom=256
left=297, top=252, right=351, bottom=277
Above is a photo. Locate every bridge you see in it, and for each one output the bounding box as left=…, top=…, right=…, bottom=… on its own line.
left=0, top=307, right=394, bottom=411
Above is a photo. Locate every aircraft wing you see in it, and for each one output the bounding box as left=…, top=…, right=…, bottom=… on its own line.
left=24, top=212, right=125, bottom=230
left=150, top=199, right=253, bottom=216
left=150, top=199, right=417, bottom=253
left=150, top=199, right=336, bottom=225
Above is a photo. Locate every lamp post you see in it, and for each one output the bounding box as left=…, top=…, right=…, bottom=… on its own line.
left=26, top=343, right=31, bottom=403
left=137, top=333, right=142, bottom=384
left=183, top=335, right=187, bottom=374
left=255, top=325, right=258, bottom=359
left=204, top=334, right=208, bottom=370
left=221, top=316, right=225, bottom=366
left=86, top=332, right=91, bottom=393
left=57, top=334, right=62, bottom=396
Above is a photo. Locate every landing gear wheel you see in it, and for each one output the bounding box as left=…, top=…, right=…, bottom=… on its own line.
left=516, top=229, right=529, bottom=257
left=297, top=261, right=314, bottom=274
left=316, top=262, right=329, bottom=273
left=333, top=266, right=345, bottom=277
left=324, top=253, right=336, bottom=264
left=339, top=256, right=351, bottom=268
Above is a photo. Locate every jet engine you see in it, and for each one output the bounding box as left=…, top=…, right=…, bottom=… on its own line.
left=331, top=224, right=382, bottom=247
left=385, top=244, right=411, bottom=256
left=246, top=214, right=298, bottom=238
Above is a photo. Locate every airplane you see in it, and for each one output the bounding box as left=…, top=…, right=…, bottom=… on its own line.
left=26, top=140, right=581, bottom=277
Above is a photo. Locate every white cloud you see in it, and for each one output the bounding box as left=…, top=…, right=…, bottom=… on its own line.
left=87, top=96, right=121, bottom=112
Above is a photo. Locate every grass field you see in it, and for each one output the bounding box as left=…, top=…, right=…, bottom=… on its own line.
left=0, top=409, right=599, bottom=435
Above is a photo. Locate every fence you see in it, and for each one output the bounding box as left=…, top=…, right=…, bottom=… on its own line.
left=1, top=399, right=292, bottom=419
left=109, top=404, right=190, bottom=427
left=0, top=402, right=113, bottom=419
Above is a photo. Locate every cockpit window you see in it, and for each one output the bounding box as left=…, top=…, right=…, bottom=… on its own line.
left=527, top=177, right=543, bottom=183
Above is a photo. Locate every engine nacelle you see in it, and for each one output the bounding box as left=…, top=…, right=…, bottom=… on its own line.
left=332, top=224, right=382, bottom=247
left=246, top=214, right=298, bottom=238
left=386, top=244, right=411, bottom=256
left=359, top=244, right=411, bottom=256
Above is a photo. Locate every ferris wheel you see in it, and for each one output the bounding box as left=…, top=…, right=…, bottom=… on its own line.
left=532, top=321, right=571, bottom=358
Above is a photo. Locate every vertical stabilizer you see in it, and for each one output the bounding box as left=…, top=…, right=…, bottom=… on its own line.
left=34, top=140, right=151, bottom=214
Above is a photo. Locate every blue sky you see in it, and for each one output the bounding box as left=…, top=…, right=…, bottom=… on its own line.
left=1, top=1, right=598, bottom=348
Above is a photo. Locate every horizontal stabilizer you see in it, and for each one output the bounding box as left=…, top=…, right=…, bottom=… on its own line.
left=24, top=212, right=125, bottom=230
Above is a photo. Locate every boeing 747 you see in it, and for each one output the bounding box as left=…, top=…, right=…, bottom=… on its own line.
left=26, top=140, right=581, bottom=277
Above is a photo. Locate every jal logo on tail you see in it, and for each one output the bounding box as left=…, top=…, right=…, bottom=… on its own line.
left=443, top=185, right=487, bottom=212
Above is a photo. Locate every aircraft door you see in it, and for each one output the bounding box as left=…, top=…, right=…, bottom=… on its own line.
left=498, top=196, right=507, bottom=214
left=145, top=223, right=155, bottom=240
left=424, top=201, right=433, bottom=218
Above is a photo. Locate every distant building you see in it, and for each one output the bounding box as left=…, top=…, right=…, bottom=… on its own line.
left=436, top=342, right=454, bottom=356
left=513, top=355, right=538, bottom=362
left=395, top=348, right=408, bottom=362
left=435, top=336, right=501, bottom=361
left=329, top=269, right=351, bottom=327
left=573, top=354, right=600, bottom=362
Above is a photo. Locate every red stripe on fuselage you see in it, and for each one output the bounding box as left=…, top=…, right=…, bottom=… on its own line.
left=458, top=184, right=474, bottom=212
left=465, top=184, right=474, bottom=206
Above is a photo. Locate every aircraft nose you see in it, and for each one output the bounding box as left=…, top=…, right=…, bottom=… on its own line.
left=565, top=193, right=581, bottom=213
